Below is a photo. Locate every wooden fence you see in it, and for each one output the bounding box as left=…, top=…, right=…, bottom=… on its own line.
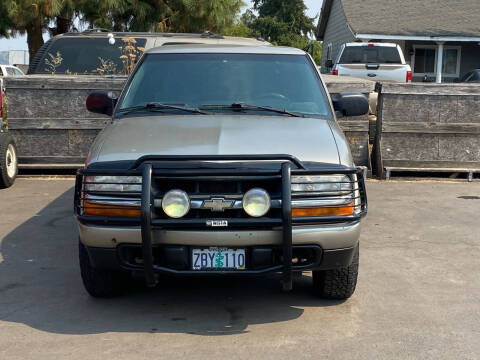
left=374, top=83, right=480, bottom=180
left=4, top=75, right=125, bottom=167
left=323, top=75, right=374, bottom=169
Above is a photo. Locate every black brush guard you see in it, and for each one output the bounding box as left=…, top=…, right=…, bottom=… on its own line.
left=75, top=154, right=368, bottom=291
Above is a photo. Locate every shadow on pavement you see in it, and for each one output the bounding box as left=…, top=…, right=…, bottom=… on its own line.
left=0, top=187, right=342, bottom=336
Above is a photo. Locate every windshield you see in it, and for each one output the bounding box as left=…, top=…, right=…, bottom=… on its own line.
left=339, top=46, right=402, bottom=64
left=119, top=53, right=332, bottom=117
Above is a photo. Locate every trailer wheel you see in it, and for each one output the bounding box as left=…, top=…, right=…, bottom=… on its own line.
left=0, top=134, right=18, bottom=188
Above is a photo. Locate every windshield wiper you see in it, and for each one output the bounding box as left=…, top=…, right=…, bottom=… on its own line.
left=118, top=103, right=209, bottom=115
left=199, top=103, right=305, bottom=117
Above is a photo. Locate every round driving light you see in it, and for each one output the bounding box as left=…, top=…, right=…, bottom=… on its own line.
left=243, top=188, right=271, bottom=217
left=162, top=189, right=190, bottom=218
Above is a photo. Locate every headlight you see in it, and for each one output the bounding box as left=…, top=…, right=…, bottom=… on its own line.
left=162, top=189, right=190, bottom=218
left=291, top=175, right=352, bottom=194
left=291, top=174, right=356, bottom=217
left=243, top=188, right=271, bottom=217
left=84, top=176, right=142, bottom=192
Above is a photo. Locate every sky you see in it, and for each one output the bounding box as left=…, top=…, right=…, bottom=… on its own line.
left=0, top=0, right=322, bottom=51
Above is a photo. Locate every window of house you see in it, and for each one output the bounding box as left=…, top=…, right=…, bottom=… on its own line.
left=412, top=46, right=461, bottom=77
left=413, top=48, right=436, bottom=74
left=442, top=49, right=458, bottom=75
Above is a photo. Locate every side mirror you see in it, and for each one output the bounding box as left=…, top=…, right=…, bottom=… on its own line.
left=86, top=91, right=117, bottom=116
left=325, top=59, right=334, bottom=68
left=332, top=92, right=369, bottom=118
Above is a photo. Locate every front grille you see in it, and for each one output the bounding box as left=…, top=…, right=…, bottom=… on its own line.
left=152, top=175, right=282, bottom=220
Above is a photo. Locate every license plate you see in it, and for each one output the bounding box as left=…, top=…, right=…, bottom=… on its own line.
left=192, top=247, right=246, bottom=270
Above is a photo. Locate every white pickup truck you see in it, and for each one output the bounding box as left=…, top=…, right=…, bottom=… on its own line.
left=329, top=43, right=412, bottom=83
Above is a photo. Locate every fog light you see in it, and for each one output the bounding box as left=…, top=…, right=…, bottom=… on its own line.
left=243, top=188, right=271, bottom=217
left=162, top=189, right=190, bottom=218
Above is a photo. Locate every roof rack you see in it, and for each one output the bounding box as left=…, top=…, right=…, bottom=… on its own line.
left=81, top=28, right=111, bottom=33
left=200, top=31, right=224, bottom=39
left=60, top=30, right=226, bottom=38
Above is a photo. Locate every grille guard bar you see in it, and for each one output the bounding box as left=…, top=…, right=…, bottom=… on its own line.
left=75, top=154, right=368, bottom=290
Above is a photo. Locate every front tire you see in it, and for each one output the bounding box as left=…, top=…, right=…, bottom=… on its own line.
left=0, top=134, right=18, bottom=188
left=312, top=245, right=359, bottom=299
left=79, top=241, right=127, bottom=298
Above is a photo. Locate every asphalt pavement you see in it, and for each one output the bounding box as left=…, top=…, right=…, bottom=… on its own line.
left=0, top=178, right=479, bottom=360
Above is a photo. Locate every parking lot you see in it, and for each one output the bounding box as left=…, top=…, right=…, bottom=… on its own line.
left=0, top=178, right=479, bottom=359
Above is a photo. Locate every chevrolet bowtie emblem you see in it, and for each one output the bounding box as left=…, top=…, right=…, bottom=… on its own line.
left=202, top=198, right=235, bottom=212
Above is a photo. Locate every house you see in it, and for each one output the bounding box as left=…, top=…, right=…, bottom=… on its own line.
left=316, top=0, right=480, bottom=82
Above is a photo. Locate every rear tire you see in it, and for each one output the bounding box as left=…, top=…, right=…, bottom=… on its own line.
left=0, top=134, right=18, bottom=188
left=79, top=241, right=127, bottom=298
left=312, top=245, right=359, bottom=300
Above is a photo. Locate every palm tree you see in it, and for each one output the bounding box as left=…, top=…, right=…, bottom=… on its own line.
left=0, top=0, right=246, bottom=60
left=1, top=0, right=79, bottom=60
left=170, top=0, right=245, bottom=33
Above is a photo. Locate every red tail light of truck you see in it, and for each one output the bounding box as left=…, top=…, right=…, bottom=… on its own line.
left=406, top=70, right=412, bottom=82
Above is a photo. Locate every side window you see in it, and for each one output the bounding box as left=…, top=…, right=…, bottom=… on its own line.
left=461, top=72, right=473, bottom=82
left=6, top=67, right=15, bottom=76
left=36, top=37, right=147, bottom=74
left=13, top=68, right=23, bottom=75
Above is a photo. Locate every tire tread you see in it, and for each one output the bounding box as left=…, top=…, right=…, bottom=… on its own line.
left=79, top=241, right=125, bottom=298
left=312, top=245, right=359, bottom=299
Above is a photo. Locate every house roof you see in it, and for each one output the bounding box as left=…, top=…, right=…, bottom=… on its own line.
left=317, top=0, right=480, bottom=39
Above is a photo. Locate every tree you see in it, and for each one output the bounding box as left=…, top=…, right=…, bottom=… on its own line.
left=0, top=0, right=80, bottom=61
left=79, top=0, right=244, bottom=34
left=223, top=21, right=253, bottom=38
left=168, top=0, right=245, bottom=33
left=78, top=0, right=172, bottom=32
left=50, top=0, right=78, bottom=35
left=0, top=0, right=247, bottom=60
left=245, top=0, right=322, bottom=64
left=252, top=0, right=315, bottom=37
left=0, top=1, right=13, bottom=38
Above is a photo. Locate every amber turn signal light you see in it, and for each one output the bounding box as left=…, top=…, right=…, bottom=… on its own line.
left=291, top=202, right=354, bottom=217
left=84, top=201, right=141, bottom=218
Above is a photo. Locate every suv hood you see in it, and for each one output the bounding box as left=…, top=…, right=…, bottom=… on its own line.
left=91, top=115, right=343, bottom=165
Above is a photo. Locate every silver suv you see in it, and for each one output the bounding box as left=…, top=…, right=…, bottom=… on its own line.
left=75, top=45, right=369, bottom=299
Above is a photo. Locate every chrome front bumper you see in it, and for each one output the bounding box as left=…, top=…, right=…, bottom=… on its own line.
left=78, top=220, right=362, bottom=250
